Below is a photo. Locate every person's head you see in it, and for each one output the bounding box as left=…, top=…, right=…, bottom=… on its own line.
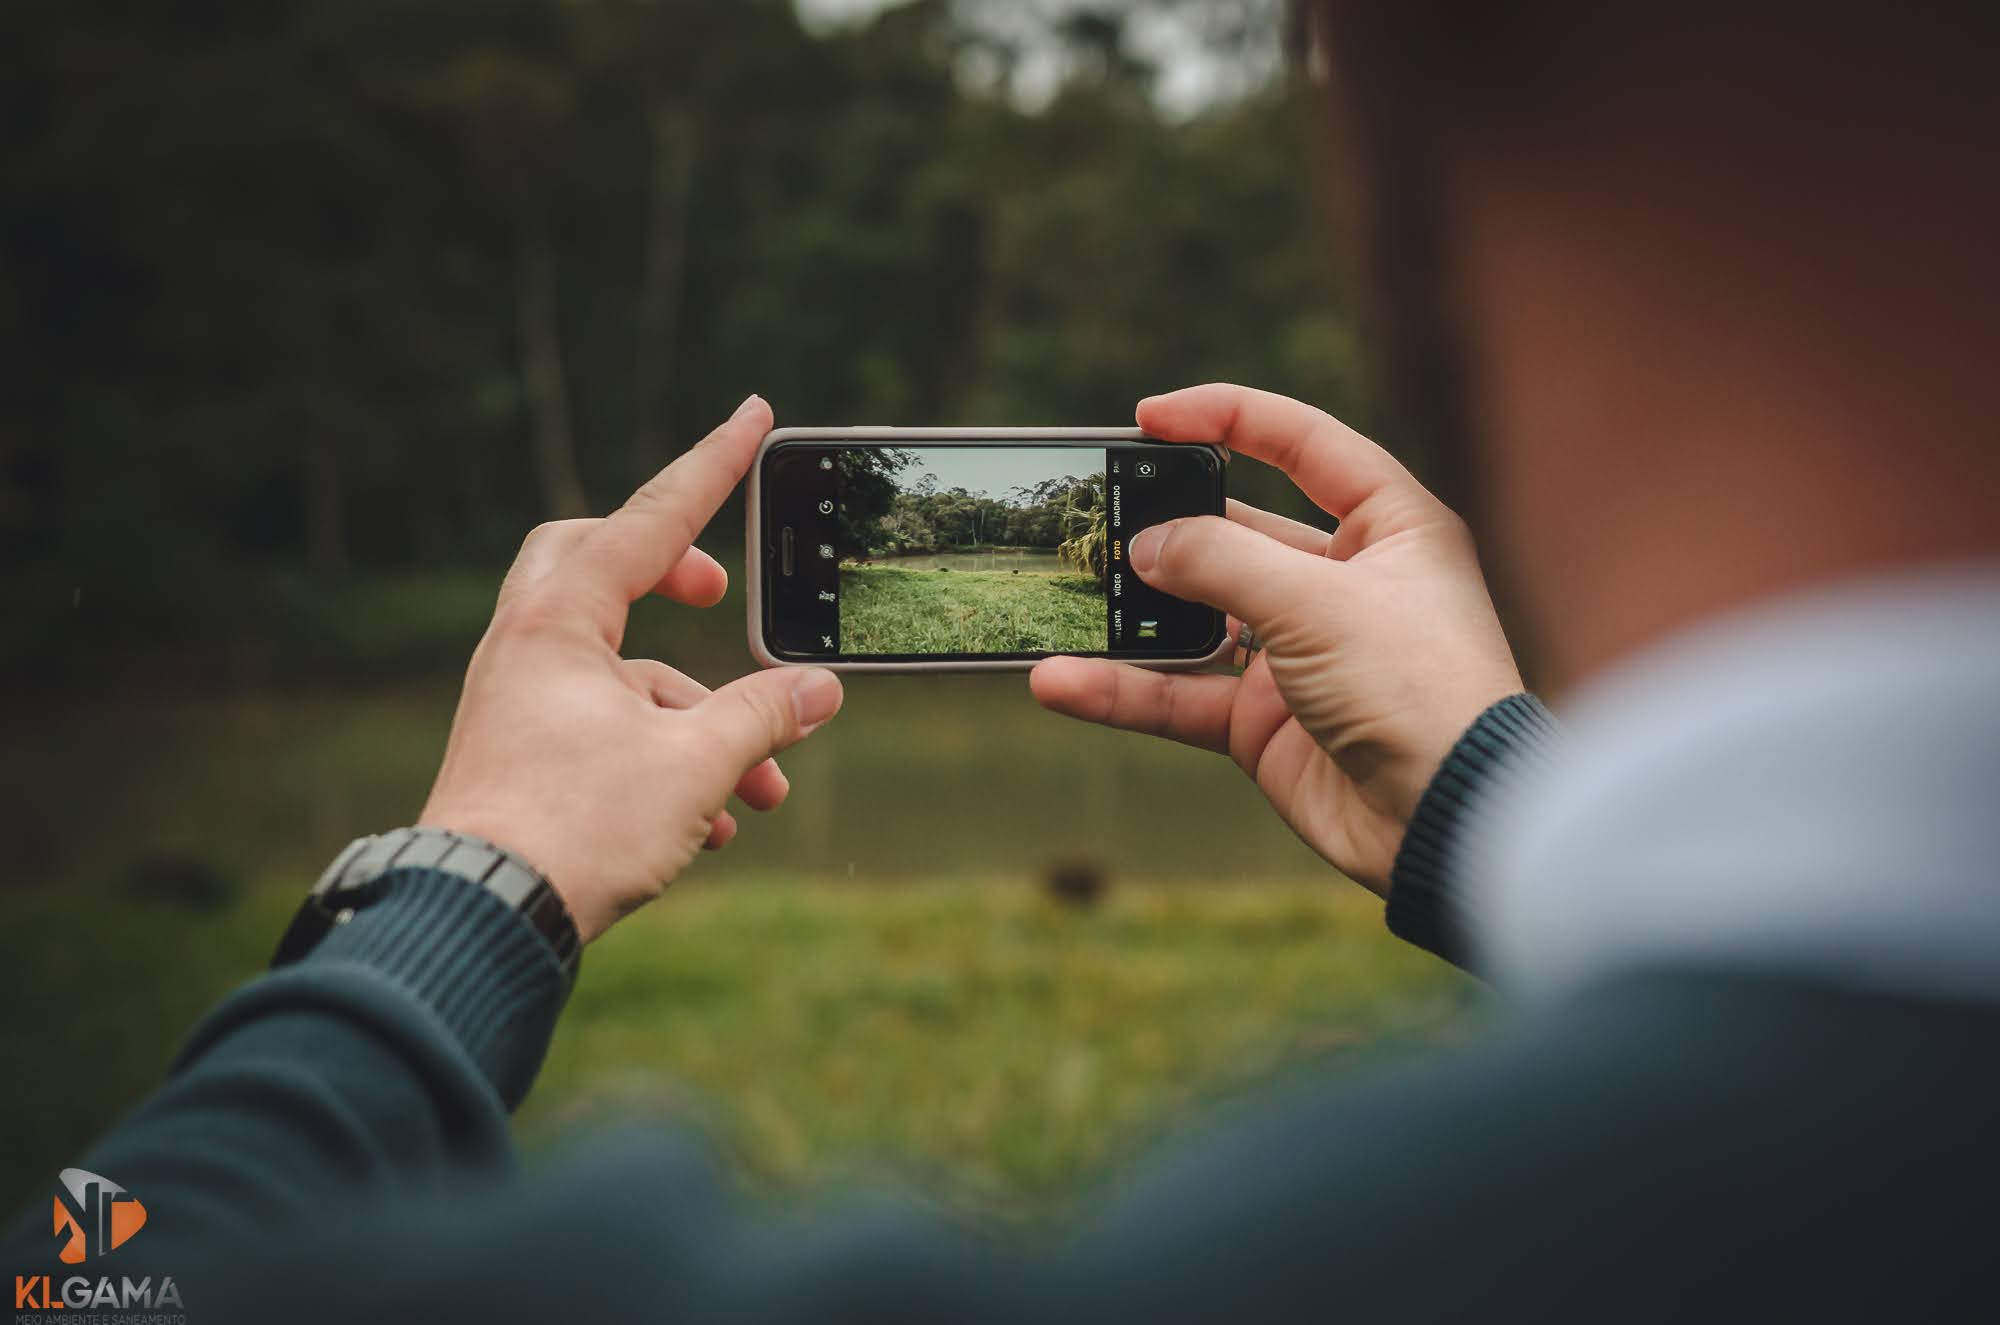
left=1313, top=0, right=2000, bottom=684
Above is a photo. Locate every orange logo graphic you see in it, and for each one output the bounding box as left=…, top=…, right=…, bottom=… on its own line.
left=51, top=1168, right=147, bottom=1263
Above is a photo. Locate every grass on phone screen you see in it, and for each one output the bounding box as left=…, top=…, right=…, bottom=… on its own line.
left=840, top=565, right=1106, bottom=655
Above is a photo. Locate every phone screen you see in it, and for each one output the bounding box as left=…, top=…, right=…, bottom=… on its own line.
left=759, top=439, right=1225, bottom=663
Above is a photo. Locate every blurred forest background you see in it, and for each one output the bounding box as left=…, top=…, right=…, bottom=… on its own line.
left=0, top=0, right=1470, bottom=1218
left=4, top=0, right=1375, bottom=684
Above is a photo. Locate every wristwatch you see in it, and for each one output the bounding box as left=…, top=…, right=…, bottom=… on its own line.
left=272, top=826, right=582, bottom=994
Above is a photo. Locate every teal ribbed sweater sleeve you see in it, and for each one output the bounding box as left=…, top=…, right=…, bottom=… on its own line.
left=1386, top=693, right=1561, bottom=972
left=283, top=866, right=569, bottom=1109
left=3, top=868, right=564, bottom=1253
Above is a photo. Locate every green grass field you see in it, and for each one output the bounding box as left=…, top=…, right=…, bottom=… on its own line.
left=1, top=573, right=1473, bottom=1216
left=841, top=565, right=1106, bottom=655
left=0, top=876, right=1470, bottom=1216
left=521, top=880, right=1471, bottom=1206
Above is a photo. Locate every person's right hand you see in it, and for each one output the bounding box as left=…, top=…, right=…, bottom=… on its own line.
left=1030, top=385, right=1523, bottom=896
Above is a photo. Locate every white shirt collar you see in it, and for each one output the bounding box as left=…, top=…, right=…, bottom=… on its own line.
left=1474, top=565, right=2000, bottom=1004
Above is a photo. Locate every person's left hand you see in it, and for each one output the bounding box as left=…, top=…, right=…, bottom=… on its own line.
left=419, top=395, right=843, bottom=942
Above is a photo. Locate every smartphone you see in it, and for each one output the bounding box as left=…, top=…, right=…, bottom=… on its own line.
left=748, top=427, right=1230, bottom=671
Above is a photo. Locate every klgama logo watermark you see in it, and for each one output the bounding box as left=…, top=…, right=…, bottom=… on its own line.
left=15, top=1169, right=184, bottom=1315
left=53, top=1167, right=147, bottom=1263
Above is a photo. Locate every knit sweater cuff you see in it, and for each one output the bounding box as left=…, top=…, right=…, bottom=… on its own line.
left=300, top=867, right=568, bottom=1109
left=1386, top=693, right=1562, bottom=972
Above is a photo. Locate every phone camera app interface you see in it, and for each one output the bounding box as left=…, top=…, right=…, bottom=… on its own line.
left=767, top=441, right=1216, bottom=662
left=834, top=446, right=1109, bottom=657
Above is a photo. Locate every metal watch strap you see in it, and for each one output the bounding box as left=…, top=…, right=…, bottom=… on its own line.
left=271, top=826, right=582, bottom=991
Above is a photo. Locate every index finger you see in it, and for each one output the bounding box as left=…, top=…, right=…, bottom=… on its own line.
left=1137, top=384, right=1421, bottom=522
left=1030, top=656, right=1236, bottom=756
left=552, top=394, right=773, bottom=644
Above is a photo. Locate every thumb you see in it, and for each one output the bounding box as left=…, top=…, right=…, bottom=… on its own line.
left=693, top=666, right=844, bottom=780
left=1127, top=515, right=1332, bottom=642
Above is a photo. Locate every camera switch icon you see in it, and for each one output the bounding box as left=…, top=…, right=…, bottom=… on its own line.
left=818, top=499, right=835, bottom=515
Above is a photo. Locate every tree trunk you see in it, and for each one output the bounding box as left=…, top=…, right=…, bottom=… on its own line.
left=513, top=195, right=589, bottom=520
left=631, top=103, right=696, bottom=480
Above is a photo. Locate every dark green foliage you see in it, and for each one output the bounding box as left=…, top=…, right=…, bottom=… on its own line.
left=3, top=0, right=1361, bottom=686
left=836, top=447, right=920, bottom=554
left=845, top=467, right=1098, bottom=561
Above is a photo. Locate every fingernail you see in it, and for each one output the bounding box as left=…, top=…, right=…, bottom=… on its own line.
left=791, top=668, right=842, bottom=727
left=1129, top=523, right=1168, bottom=574
left=732, top=393, right=765, bottom=421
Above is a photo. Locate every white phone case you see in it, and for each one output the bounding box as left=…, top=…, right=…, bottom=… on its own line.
left=746, top=427, right=1232, bottom=673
